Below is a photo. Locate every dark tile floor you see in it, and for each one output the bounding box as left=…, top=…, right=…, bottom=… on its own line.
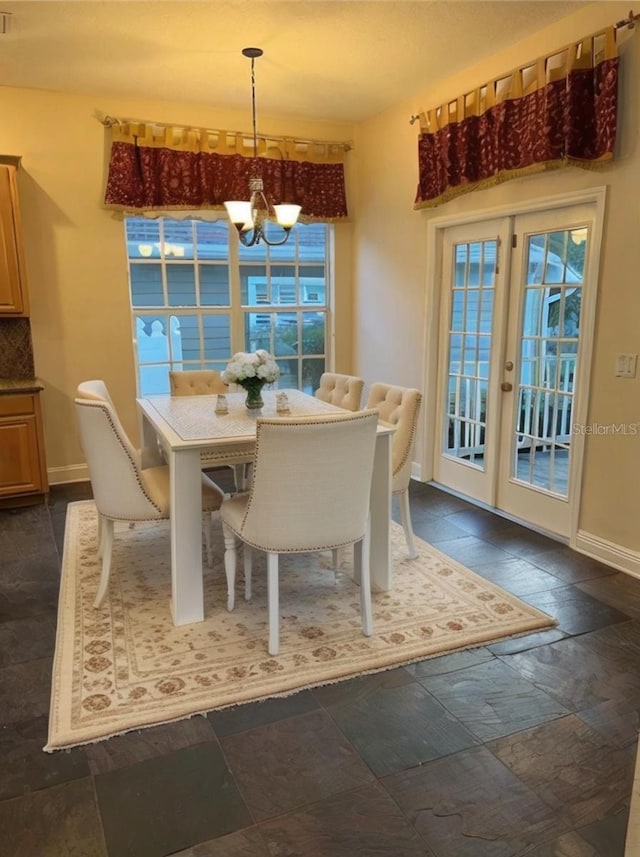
left=1, top=479, right=638, bottom=856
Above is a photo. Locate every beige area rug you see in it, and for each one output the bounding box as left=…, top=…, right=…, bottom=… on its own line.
left=46, top=500, right=555, bottom=751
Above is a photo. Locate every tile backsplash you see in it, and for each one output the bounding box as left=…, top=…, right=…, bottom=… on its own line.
left=0, top=318, right=35, bottom=378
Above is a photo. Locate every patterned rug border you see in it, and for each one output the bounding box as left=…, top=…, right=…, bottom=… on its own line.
left=46, top=500, right=556, bottom=751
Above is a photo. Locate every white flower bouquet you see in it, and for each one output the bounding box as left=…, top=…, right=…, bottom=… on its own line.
left=222, top=350, right=280, bottom=386
left=222, top=351, right=280, bottom=408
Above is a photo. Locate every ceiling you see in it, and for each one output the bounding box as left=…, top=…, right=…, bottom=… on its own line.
left=0, top=1, right=590, bottom=124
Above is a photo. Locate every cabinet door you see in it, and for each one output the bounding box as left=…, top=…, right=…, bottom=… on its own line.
left=0, top=414, right=44, bottom=496
left=0, top=165, right=29, bottom=316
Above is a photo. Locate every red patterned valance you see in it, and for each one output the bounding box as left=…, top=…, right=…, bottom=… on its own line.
left=104, top=124, right=349, bottom=221
left=415, top=28, right=619, bottom=209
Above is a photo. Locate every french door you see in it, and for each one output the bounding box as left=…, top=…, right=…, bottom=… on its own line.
left=433, top=203, right=600, bottom=538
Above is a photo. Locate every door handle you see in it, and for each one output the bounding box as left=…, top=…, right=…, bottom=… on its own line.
left=501, top=382, right=513, bottom=392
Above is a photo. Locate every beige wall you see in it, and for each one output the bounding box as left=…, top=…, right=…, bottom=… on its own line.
left=352, top=2, right=640, bottom=553
left=0, top=89, right=354, bottom=480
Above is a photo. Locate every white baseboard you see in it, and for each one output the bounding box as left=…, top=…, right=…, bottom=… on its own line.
left=575, top=530, right=640, bottom=579
left=47, top=464, right=89, bottom=486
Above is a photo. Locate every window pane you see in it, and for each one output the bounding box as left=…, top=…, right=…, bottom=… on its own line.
left=301, top=358, right=324, bottom=394
left=274, top=313, right=297, bottom=357
left=135, top=315, right=169, bottom=363
left=455, top=244, right=467, bottom=286
left=139, top=364, right=170, bottom=396
left=298, top=224, right=327, bottom=261
left=465, top=289, right=479, bottom=330
left=239, top=238, right=267, bottom=263
left=130, top=265, right=164, bottom=307
left=468, top=243, right=482, bottom=285
left=245, top=312, right=272, bottom=352
left=167, top=265, right=196, bottom=306
left=275, top=357, right=297, bottom=388
left=544, top=232, right=566, bottom=284
left=301, top=266, right=325, bottom=304
left=268, top=232, right=297, bottom=262
left=451, top=290, right=464, bottom=331
left=202, top=315, right=231, bottom=360
left=195, top=221, right=229, bottom=259
left=126, top=218, right=161, bottom=259
left=240, top=266, right=268, bottom=305
left=527, top=234, right=545, bottom=284
left=302, top=312, right=325, bottom=355
left=176, top=315, right=200, bottom=361
left=164, top=221, right=194, bottom=260
left=200, top=266, right=230, bottom=306
left=270, top=266, right=297, bottom=304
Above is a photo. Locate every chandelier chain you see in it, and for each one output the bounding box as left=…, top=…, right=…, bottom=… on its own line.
left=225, top=46, right=301, bottom=246
left=250, top=56, right=258, bottom=159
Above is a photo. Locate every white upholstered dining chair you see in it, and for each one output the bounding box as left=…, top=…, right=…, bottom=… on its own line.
left=314, top=372, right=364, bottom=411
left=169, top=369, right=229, bottom=396
left=220, top=410, right=379, bottom=656
left=75, top=380, right=224, bottom=608
left=366, top=383, right=423, bottom=559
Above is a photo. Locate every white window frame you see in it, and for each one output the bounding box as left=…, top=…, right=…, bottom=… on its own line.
left=124, top=216, right=333, bottom=396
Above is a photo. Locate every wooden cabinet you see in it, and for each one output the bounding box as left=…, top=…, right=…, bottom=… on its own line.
left=0, top=392, right=48, bottom=502
left=0, top=164, right=30, bottom=316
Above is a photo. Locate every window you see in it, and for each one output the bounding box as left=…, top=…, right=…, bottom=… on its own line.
left=125, top=218, right=330, bottom=395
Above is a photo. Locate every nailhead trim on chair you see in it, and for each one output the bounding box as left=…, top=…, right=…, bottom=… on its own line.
left=75, top=399, right=164, bottom=515
left=393, top=392, right=423, bottom=478
left=372, top=388, right=423, bottom=478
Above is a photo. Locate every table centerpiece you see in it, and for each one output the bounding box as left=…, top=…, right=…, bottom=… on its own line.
left=222, top=350, right=280, bottom=410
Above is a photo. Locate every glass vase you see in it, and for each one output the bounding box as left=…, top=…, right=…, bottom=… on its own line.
left=243, top=382, right=265, bottom=411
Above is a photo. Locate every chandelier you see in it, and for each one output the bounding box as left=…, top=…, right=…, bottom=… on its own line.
left=224, top=48, right=301, bottom=247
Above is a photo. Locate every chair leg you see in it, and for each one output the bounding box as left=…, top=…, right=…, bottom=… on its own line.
left=203, top=512, right=213, bottom=568
left=266, top=552, right=279, bottom=656
left=231, top=464, right=245, bottom=492
left=354, top=535, right=373, bottom=637
left=94, top=518, right=114, bottom=608
left=97, top=513, right=105, bottom=558
left=244, top=544, right=253, bottom=601
left=222, top=522, right=238, bottom=611
left=398, top=489, right=418, bottom=559
left=331, top=548, right=339, bottom=569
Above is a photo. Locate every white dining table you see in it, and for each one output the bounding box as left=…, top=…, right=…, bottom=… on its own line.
left=137, top=389, right=394, bottom=626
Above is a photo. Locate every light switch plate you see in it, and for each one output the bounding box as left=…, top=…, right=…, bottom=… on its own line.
left=615, top=353, right=637, bottom=378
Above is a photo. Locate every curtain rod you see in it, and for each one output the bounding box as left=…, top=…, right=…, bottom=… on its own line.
left=615, top=8, right=640, bottom=29
left=96, top=112, right=352, bottom=152
left=408, top=10, right=639, bottom=125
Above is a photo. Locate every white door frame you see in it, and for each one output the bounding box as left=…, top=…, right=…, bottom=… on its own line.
left=420, top=187, right=607, bottom=546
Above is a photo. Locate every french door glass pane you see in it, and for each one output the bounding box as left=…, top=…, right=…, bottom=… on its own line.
left=514, top=228, right=586, bottom=496
left=444, top=239, right=496, bottom=468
